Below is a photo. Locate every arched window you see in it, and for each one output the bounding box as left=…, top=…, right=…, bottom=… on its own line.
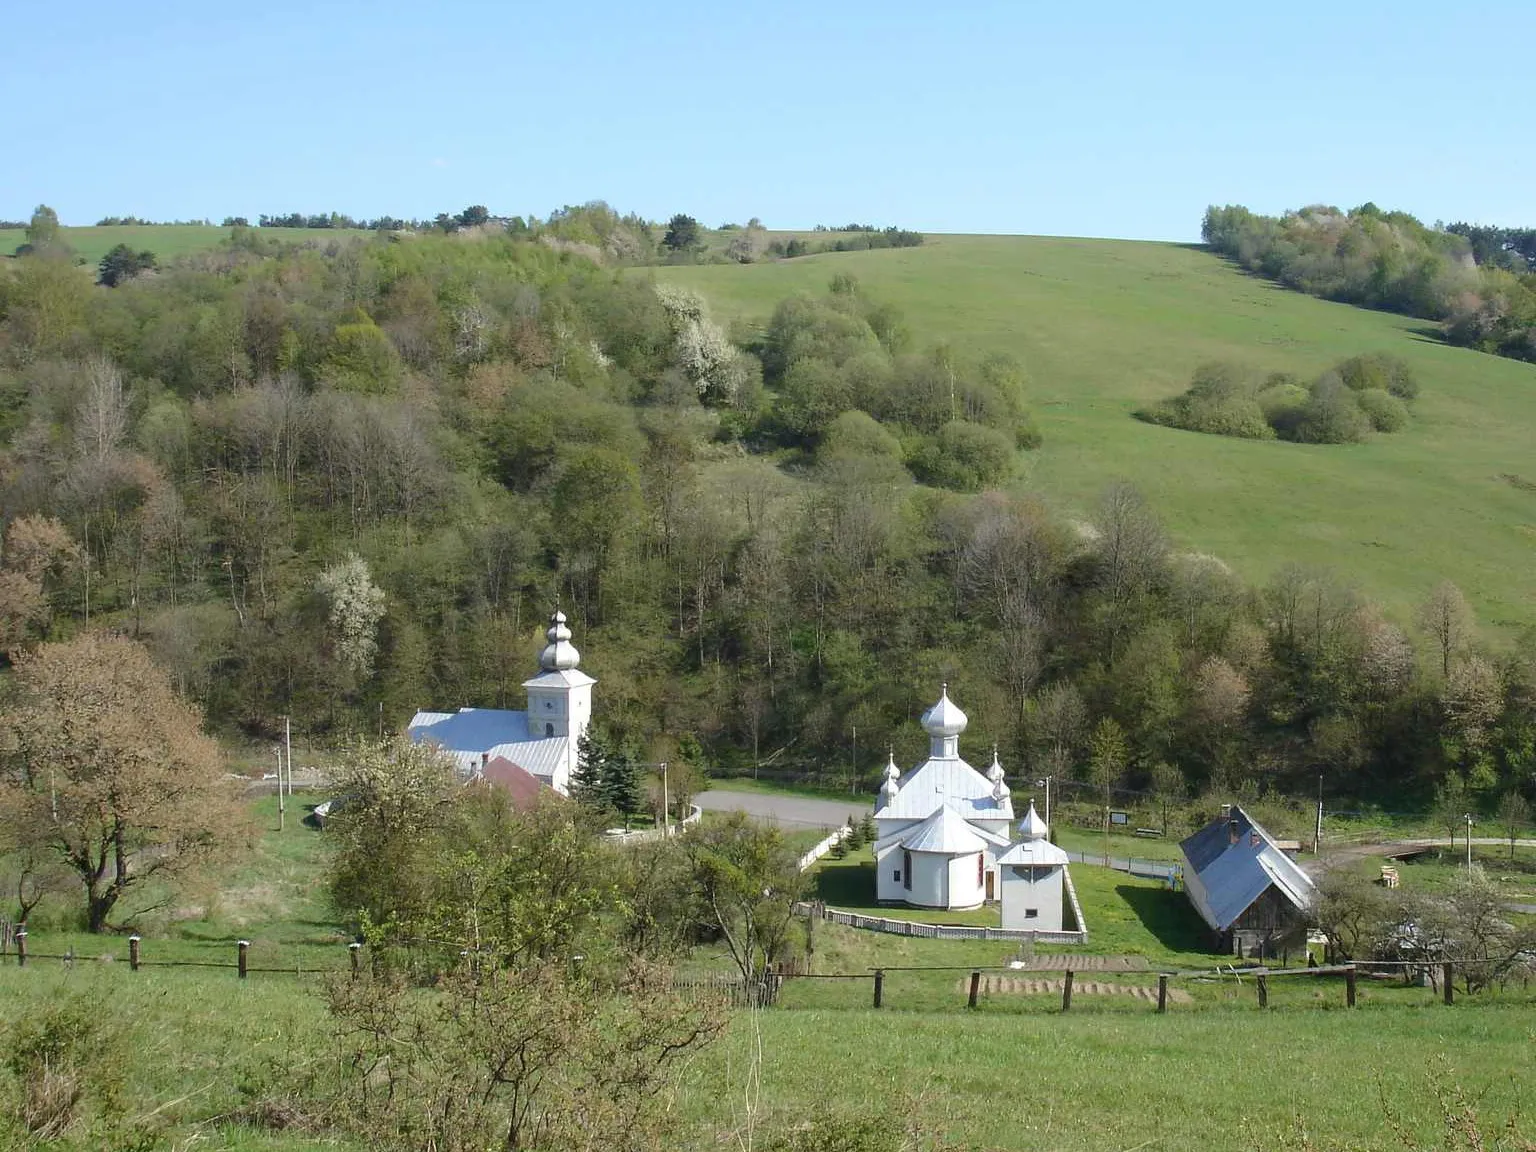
left=545, top=723, right=554, bottom=737
left=902, top=850, right=912, bottom=891
left=977, top=853, right=984, bottom=887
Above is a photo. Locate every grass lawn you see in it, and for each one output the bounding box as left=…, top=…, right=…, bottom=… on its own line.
left=656, top=236, right=1536, bottom=634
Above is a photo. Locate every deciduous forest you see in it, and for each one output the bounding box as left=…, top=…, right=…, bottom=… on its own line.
left=1, top=203, right=1533, bottom=815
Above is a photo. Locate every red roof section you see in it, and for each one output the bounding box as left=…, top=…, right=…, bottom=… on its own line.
left=480, top=755, right=550, bottom=810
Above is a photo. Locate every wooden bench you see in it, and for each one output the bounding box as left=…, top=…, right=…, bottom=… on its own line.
left=1133, top=828, right=1164, bottom=838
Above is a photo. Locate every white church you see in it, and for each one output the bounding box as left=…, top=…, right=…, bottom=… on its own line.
left=408, top=610, right=594, bottom=796
left=873, top=685, right=1072, bottom=930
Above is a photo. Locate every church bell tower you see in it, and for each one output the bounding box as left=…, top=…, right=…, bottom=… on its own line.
left=522, top=610, right=596, bottom=794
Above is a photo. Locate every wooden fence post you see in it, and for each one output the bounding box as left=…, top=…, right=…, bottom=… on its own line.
left=128, top=935, right=140, bottom=972
left=349, top=942, right=361, bottom=978
left=1062, top=970, right=1074, bottom=1012
left=237, top=939, right=250, bottom=979
left=1443, top=962, right=1454, bottom=1005
left=1345, top=965, right=1357, bottom=1008
left=1256, top=972, right=1268, bottom=1008
left=1157, top=974, right=1168, bottom=1013
left=15, top=929, right=25, bottom=968
left=873, top=969, right=884, bottom=1009
left=968, top=970, right=981, bottom=1009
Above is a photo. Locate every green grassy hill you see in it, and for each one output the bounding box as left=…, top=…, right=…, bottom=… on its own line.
left=0, top=223, right=371, bottom=264
left=657, top=236, right=1536, bottom=633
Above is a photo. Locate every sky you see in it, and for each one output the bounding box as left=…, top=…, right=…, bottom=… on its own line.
left=4, top=0, right=1532, bottom=242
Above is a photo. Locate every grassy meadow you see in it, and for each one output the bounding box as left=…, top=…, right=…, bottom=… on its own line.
left=655, top=236, right=1536, bottom=634
left=0, top=224, right=372, bottom=265
left=4, top=791, right=1536, bottom=1149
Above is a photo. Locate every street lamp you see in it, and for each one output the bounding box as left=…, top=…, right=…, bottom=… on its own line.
left=1034, top=776, right=1053, bottom=828
left=1464, top=813, right=1474, bottom=871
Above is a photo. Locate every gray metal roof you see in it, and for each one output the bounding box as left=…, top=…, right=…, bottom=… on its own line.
left=408, top=707, right=568, bottom=781
left=998, top=837, right=1069, bottom=866
left=877, top=755, right=1015, bottom=822
left=1179, top=806, right=1316, bottom=932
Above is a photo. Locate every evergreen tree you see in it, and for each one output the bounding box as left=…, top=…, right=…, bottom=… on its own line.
left=571, top=729, right=612, bottom=813
left=602, top=743, right=644, bottom=829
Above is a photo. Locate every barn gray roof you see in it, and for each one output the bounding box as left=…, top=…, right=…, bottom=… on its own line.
left=1179, top=805, right=1316, bottom=932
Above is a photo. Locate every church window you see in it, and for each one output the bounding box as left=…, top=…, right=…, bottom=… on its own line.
left=977, top=854, right=984, bottom=886
left=1024, top=908, right=1038, bottom=919
left=545, top=723, right=554, bottom=737
left=902, top=851, right=912, bottom=890
left=893, top=869, right=901, bottom=882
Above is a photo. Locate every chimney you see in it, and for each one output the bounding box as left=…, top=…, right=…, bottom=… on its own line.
left=1219, top=804, right=1232, bottom=819
left=480, top=752, right=489, bottom=775
left=1228, top=820, right=1240, bottom=845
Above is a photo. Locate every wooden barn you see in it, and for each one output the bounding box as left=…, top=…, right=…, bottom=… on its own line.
left=1180, top=805, right=1317, bottom=958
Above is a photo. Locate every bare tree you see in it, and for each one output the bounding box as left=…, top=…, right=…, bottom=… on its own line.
left=1418, top=579, right=1474, bottom=679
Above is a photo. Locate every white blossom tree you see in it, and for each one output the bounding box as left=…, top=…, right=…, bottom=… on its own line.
left=655, top=284, right=742, bottom=404
left=317, top=553, right=387, bottom=678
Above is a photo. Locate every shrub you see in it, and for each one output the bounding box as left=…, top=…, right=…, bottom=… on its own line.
left=1336, top=352, right=1419, bottom=399
left=1293, top=376, right=1371, bottom=444
left=1143, top=362, right=1274, bottom=439
left=910, top=420, right=1016, bottom=491
left=1355, top=388, right=1409, bottom=432
left=1257, top=379, right=1310, bottom=438
left=819, top=410, right=902, bottom=463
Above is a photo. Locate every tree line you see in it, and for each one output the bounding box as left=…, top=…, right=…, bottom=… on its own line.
left=1202, top=202, right=1536, bottom=364
left=0, top=214, right=1532, bottom=824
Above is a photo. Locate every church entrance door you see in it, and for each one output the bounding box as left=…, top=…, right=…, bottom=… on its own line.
left=985, top=871, right=995, bottom=902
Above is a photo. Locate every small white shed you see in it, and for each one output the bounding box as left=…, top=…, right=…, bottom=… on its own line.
left=997, top=802, right=1070, bottom=931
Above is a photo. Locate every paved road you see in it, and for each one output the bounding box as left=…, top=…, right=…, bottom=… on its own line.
left=695, top=790, right=873, bottom=831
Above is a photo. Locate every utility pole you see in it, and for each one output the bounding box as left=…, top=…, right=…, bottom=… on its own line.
left=661, top=761, right=670, bottom=837
left=284, top=715, right=293, bottom=798
left=850, top=725, right=857, bottom=795
left=1465, top=814, right=1474, bottom=871
left=276, top=747, right=285, bottom=831
left=1314, top=774, right=1324, bottom=855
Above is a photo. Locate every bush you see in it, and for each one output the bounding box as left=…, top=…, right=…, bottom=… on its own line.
left=1142, top=362, right=1274, bottom=439
left=1257, top=379, right=1310, bottom=438
left=911, top=420, right=1016, bottom=491
left=819, top=411, right=902, bottom=463
left=1355, top=388, right=1409, bottom=432
left=1293, top=376, right=1371, bottom=444
left=1337, top=352, right=1418, bottom=400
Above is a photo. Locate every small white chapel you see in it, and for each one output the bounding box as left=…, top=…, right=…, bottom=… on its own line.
left=873, top=685, right=1073, bottom=930
left=408, top=610, right=595, bottom=796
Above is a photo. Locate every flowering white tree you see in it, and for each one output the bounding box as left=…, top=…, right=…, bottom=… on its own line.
left=654, top=284, right=742, bottom=404
left=318, top=553, right=387, bottom=678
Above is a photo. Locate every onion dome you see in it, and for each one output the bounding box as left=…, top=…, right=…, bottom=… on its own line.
left=920, top=683, right=968, bottom=739
left=991, top=776, right=1011, bottom=803
left=879, top=750, right=901, bottom=808
left=986, top=746, right=1005, bottom=784
left=1017, top=800, right=1049, bottom=841
left=539, top=610, right=582, bottom=671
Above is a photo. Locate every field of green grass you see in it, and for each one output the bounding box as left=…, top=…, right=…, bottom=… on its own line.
left=0, top=224, right=372, bottom=265
left=6, top=790, right=1536, bottom=1149
left=656, top=236, right=1536, bottom=633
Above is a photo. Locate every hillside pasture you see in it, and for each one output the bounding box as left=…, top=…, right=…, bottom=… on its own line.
left=655, top=236, right=1536, bottom=633
left=0, top=224, right=373, bottom=265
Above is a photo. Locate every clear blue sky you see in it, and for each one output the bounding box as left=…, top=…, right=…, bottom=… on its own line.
left=5, top=0, right=1531, bottom=241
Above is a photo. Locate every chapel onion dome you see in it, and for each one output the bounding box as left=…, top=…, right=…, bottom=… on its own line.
left=991, top=776, right=1011, bottom=803
left=920, top=683, right=968, bottom=739
left=1017, top=801, right=1049, bottom=841
left=986, top=746, right=1005, bottom=784
left=878, top=751, right=901, bottom=807
left=539, top=610, right=582, bottom=671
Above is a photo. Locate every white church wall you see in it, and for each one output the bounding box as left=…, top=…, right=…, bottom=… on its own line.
left=945, top=852, right=985, bottom=910
left=876, top=844, right=906, bottom=903
left=999, top=864, right=1066, bottom=931
left=905, top=850, right=950, bottom=908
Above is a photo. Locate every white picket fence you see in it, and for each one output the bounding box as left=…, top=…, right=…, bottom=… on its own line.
left=798, top=824, right=854, bottom=871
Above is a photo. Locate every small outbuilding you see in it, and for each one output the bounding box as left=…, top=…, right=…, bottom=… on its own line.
left=1180, top=804, right=1316, bottom=958
left=997, top=802, right=1071, bottom=931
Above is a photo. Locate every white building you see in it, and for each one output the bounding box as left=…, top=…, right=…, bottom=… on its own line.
left=872, top=686, right=1014, bottom=909
left=997, top=801, right=1071, bottom=931
left=408, top=610, right=595, bottom=795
